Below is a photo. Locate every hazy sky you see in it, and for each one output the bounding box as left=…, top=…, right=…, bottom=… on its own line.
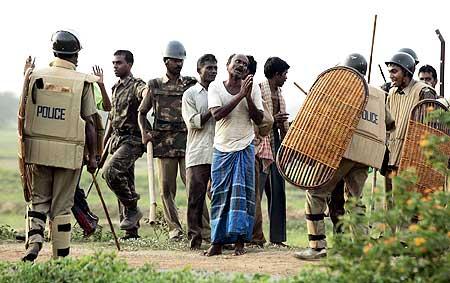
left=1, top=0, right=448, bottom=115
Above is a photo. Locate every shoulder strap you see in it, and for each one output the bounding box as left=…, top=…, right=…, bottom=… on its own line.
left=148, top=78, right=162, bottom=92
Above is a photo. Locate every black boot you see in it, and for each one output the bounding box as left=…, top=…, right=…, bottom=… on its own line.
left=22, top=243, right=41, bottom=262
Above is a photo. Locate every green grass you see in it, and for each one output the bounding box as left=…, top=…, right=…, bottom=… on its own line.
left=0, top=128, right=18, bottom=159
left=0, top=252, right=327, bottom=282
left=0, top=127, right=383, bottom=248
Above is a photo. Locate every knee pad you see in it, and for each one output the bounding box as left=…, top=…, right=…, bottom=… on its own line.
left=51, top=214, right=71, bottom=258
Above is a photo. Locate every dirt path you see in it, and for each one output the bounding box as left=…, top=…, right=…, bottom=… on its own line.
left=0, top=243, right=318, bottom=277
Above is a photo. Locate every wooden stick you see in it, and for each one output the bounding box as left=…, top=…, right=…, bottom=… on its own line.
left=146, top=142, right=157, bottom=224
left=367, top=14, right=377, bottom=84
left=368, top=14, right=378, bottom=212
left=294, top=82, right=308, bottom=95
left=91, top=173, right=121, bottom=251
left=86, top=132, right=111, bottom=197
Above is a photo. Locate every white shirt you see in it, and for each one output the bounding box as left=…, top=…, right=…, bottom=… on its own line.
left=208, top=80, right=264, bottom=152
left=182, top=82, right=215, bottom=168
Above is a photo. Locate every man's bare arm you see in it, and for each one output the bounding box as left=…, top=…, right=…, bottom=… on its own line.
left=138, top=89, right=153, bottom=144
left=200, top=110, right=213, bottom=126
left=211, top=76, right=252, bottom=120
left=98, top=83, right=111, bottom=111
left=246, top=94, right=263, bottom=125
left=93, top=65, right=112, bottom=111
left=103, top=119, right=112, bottom=148
left=211, top=94, right=245, bottom=120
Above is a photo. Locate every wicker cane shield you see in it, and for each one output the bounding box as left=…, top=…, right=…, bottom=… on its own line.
left=18, top=67, right=33, bottom=202
left=276, top=66, right=368, bottom=189
left=398, top=99, right=450, bottom=194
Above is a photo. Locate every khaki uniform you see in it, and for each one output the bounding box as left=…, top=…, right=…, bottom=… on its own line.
left=305, top=85, right=391, bottom=249
left=386, top=80, right=436, bottom=167
left=24, top=58, right=97, bottom=257
left=384, top=80, right=436, bottom=209
left=139, top=75, right=205, bottom=239
left=103, top=74, right=147, bottom=232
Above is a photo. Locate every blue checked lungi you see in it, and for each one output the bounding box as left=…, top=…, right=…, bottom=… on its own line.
left=210, top=144, right=256, bottom=244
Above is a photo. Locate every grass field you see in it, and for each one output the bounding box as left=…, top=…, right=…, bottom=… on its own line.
left=0, top=127, right=383, bottom=248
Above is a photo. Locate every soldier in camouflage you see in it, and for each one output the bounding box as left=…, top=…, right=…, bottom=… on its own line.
left=102, top=50, right=148, bottom=239
left=138, top=41, right=198, bottom=240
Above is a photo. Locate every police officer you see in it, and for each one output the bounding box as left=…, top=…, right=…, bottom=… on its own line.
left=418, top=64, right=438, bottom=89
left=295, top=53, right=395, bottom=260
left=380, top=48, right=423, bottom=209
left=22, top=30, right=98, bottom=261
left=398, top=48, right=420, bottom=65
left=138, top=41, right=199, bottom=240
left=102, top=50, right=148, bottom=239
left=384, top=52, right=436, bottom=209
left=381, top=48, right=420, bottom=93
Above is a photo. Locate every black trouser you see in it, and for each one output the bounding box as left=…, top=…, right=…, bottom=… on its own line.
left=186, top=164, right=211, bottom=248
left=262, top=129, right=286, bottom=243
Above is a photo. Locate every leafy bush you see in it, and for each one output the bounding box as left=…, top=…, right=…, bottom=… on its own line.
left=316, top=108, right=450, bottom=283
left=0, top=225, right=16, bottom=240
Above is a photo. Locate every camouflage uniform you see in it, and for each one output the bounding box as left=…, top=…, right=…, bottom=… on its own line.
left=139, top=75, right=198, bottom=239
left=103, top=74, right=147, bottom=231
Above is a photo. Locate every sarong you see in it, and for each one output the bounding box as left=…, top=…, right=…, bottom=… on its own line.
left=210, top=144, right=256, bottom=244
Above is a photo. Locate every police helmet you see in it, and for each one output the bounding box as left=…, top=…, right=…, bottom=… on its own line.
left=398, top=48, right=419, bottom=64
left=385, top=52, right=416, bottom=76
left=342, top=53, right=367, bottom=76
left=51, top=30, right=82, bottom=55
left=163, top=41, right=186, bottom=60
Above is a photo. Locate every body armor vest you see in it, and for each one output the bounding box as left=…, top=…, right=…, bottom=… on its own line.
left=344, top=85, right=387, bottom=169
left=24, top=64, right=97, bottom=169
left=148, top=77, right=196, bottom=132
left=387, top=80, right=429, bottom=166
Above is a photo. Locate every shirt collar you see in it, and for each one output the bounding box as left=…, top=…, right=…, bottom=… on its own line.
left=396, top=79, right=415, bottom=95
left=116, top=73, right=134, bottom=87
left=193, top=82, right=207, bottom=93
left=162, top=73, right=183, bottom=84
left=49, top=58, right=76, bottom=70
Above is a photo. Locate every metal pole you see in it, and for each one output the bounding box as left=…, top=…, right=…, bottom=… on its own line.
left=436, top=29, right=445, bottom=98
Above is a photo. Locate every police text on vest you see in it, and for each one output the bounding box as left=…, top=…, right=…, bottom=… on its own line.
left=36, top=105, right=66, bottom=120
left=361, top=110, right=378, bottom=125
